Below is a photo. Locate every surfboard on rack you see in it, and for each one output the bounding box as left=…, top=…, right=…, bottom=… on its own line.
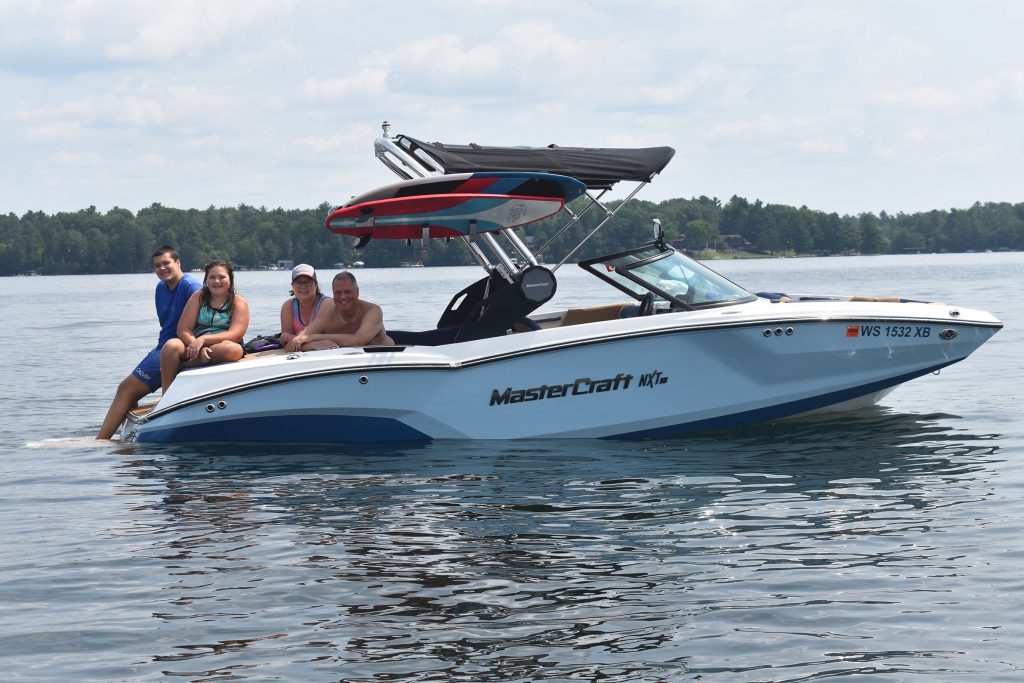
left=325, top=193, right=565, bottom=241
left=344, top=172, right=587, bottom=205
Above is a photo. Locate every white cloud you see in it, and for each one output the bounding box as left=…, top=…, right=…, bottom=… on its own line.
left=978, top=68, right=1024, bottom=105
left=0, top=0, right=286, bottom=76
left=708, top=114, right=815, bottom=144
left=906, top=128, right=933, bottom=143
left=49, top=148, right=106, bottom=170
left=872, top=87, right=961, bottom=110
left=103, top=1, right=284, bottom=62
left=17, top=93, right=167, bottom=128
left=295, top=123, right=377, bottom=155
left=390, top=33, right=502, bottom=86
left=940, top=142, right=998, bottom=164
left=703, top=112, right=853, bottom=163
left=136, top=153, right=165, bottom=169
left=796, top=137, right=848, bottom=159
left=15, top=78, right=239, bottom=137
left=299, top=68, right=389, bottom=102
left=634, top=62, right=730, bottom=107
left=25, top=120, right=82, bottom=143
left=383, top=22, right=617, bottom=97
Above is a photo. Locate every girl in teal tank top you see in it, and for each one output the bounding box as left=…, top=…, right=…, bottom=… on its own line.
left=159, top=259, right=250, bottom=394
left=194, top=300, right=232, bottom=336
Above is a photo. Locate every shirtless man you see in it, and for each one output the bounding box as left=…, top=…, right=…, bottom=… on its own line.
left=285, top=271, right=394, bottom=351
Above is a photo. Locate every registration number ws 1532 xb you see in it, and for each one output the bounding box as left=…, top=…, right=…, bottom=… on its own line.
left=847, top=324, right=932, bottom=338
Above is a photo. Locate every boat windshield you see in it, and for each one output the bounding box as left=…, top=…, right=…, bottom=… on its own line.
left=580, top=244, right=755, bottom=309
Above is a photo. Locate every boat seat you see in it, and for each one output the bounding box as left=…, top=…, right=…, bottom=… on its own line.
left=389, top=267, right=557, bottom=346
left=512, top=317, right=542, bottom=332
left=390, top=316, right=541, bottom=346
left=562, top=303, right=633, bottom=326
left=389, top=327, right=460, bottom=346
left=454, top=266, right=556, bottom=342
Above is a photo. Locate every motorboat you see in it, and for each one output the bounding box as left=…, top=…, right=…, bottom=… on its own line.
left=121, top=124, right=1003, bottom=443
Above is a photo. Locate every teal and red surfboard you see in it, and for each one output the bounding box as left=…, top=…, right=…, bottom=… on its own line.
left=326, top=193, right=565, bottom=240
left=326, top=171, right=586, bottom=240
left=345, top=171, right=587, bottom=205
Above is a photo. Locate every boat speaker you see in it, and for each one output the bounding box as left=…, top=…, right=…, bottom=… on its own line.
left=517, top=266, right=557, bottom=306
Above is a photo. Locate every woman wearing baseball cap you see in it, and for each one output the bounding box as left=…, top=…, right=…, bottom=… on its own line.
left=279, top=264, right=329, bottom=347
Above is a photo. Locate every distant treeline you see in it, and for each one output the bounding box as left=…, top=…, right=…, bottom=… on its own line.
left=3, top=196, right=1022, bottom=275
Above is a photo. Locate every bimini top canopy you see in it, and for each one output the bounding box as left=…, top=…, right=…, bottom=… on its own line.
left=396, top=135, right=676, bottom=190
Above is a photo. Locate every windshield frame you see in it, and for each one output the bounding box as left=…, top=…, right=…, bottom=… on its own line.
left=578, top=241, right=757, bottom=311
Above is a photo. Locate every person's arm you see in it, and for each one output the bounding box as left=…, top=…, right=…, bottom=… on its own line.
left=308, top=303, right=385, bottom=348
left=285, top=303, right=329, bottom=351
left=224, top=296, right=249, bottom=344
left=279, top=298, right=296, bottom=345
left=176, top=293, right=203, bottom=361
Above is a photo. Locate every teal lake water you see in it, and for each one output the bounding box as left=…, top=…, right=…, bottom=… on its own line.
left=1, top=253, right=1022, bottom=681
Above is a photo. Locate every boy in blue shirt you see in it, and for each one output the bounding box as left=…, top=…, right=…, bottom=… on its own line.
left=96, top=246, right=202, bottom=439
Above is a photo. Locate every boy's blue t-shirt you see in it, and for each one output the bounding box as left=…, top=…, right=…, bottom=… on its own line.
left=155, top=274, right=203, bottom=348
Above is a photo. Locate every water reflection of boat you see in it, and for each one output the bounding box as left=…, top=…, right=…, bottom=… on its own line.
left=121, top=123, right=1002, bottom=444
left=112, top=407, right=1002, bottom=680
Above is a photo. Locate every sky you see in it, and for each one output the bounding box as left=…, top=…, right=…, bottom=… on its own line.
left=2, top=0, right=1023, bottom=218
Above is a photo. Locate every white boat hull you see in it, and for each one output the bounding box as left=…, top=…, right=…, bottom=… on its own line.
left=122, top=300, right=1001, bottom=443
